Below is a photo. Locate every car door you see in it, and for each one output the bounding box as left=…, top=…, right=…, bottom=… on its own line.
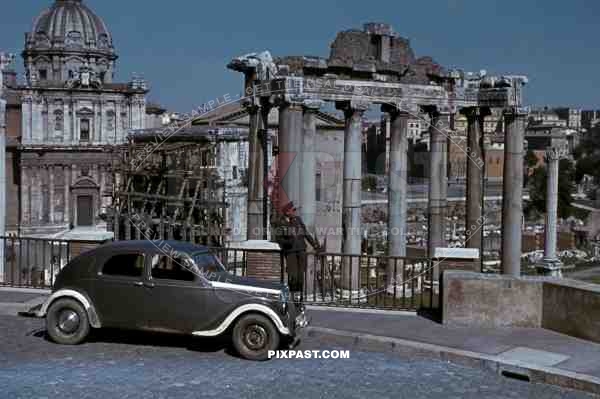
left=144, top=253, right=212, bottom=333
left=92, top=251, right=151, bottom=329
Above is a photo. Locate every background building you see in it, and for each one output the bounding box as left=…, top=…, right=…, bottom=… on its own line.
left=4, top=0, right=149, bottom=241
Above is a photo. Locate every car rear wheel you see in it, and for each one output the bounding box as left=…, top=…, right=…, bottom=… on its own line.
left=46, top=298, right=90, bottom=345
left=232, top=314, right=280, bottom=361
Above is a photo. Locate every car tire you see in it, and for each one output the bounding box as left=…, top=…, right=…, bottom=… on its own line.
left=232, top=313, right=280, bottom=361
left=46, top=298, right=90, bottom=345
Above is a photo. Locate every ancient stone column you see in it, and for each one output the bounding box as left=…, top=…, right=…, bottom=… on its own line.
left=0, top=56, right=8, bottom=277
left=259, top=100, right=272, bottom=238
left=300, top=100, right=322, bottom=297
left=382, top=104, right=410, bottom=294
left=300, top=101, right=321, bottom=235
left=462, top=107, right=489, bottom=267
left=537, top=146, right=565, bottom=277
left=245, top=103, right=264, bottom=240
left=501, top=107, right=528, bottom=276
left=277, top=101, right=304, bottom=211
left=428, top=108, right=451, bottom=257
left=337, top=100, right=369, bottom=298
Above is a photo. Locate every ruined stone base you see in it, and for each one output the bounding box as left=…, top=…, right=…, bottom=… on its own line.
left=536, top=258, right=563, bottom=278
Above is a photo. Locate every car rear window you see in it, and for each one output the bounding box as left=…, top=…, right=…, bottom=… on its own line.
left=102, top=253, right=145, bottom=277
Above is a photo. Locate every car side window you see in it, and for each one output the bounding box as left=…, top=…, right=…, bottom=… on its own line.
left=102, top=253, right=145, bottom=277
left=150, top=255, right=196, bottom=282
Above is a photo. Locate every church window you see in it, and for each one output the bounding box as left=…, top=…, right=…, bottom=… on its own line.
left=106, top=110, right=115, bottom=131
left=66, top=31, right=83, bottom=47
left=80, top=119, right=90, bottom=142
left=39, top=69, right=47, bottom=80
left=54, top=110, right=64, bottom=132
left=68, top=70, right=74, bottom=79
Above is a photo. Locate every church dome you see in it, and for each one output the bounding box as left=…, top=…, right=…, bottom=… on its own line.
left=26, top=0, right=114, bottom=56
left=24, top=0, right=118, bottom=84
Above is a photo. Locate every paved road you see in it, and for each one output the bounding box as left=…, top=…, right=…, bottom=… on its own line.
left=0, top=315, right=593, bottom=399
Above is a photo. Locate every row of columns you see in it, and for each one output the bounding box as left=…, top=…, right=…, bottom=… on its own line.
left=245, top=97, right=529, bottom=283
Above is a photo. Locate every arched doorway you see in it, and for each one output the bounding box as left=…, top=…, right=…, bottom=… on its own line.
left=71, top=175, right=99, bottom=228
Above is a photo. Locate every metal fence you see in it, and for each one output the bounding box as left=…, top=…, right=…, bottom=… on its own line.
left=208, top=248, right=436, bottom=311
left=0, top=235, right=110, bottom=289
left=0, top=235, right=437, bottom=311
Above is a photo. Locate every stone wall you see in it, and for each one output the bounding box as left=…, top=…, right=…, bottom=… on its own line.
left=442, top=271, right=600, bottom=344
left=441, top=272, right=543, bottom=328
left=542, top=280, right=600, bottom=343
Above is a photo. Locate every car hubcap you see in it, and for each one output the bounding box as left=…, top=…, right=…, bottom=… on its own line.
left=243, top=324, right=268, bottom=350
left=57, top=309, right=80, bottom=334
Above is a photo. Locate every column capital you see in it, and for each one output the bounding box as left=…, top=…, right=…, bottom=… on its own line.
left=460, top=106, right=491, bottom=120
left=302, top=99, right=323, bottom=112
left=423, top=104, right=456, bottom=117
left=545, top=146, right=568, bottom=162
left=276, top=98, right=304, bottom=111
left=503, top=106, right=530, bottom=118
left=336, top=100, right=370, bottom=117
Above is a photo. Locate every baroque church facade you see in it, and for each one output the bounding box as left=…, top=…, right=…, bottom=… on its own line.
left=4, top=0, right=148, bottom=240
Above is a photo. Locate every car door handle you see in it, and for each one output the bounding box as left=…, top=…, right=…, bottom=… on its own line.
left=133, top=281, right=144, bottom=287
left=143, top=282, right=155, bottom=289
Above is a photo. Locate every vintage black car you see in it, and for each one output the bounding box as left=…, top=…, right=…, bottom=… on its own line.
left=32, top=240, right=308, bottom=360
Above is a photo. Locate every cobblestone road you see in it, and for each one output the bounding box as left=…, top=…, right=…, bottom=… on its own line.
left=0, top=315, right=594, bottom=399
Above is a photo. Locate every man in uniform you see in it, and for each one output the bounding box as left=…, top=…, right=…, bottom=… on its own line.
left=272, top=202, right=321, bottom=297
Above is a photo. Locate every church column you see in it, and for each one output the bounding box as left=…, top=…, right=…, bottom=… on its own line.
left=49, top=166, right=55, bottom=224
left=382, top=104, right=411, bottom=294
left=427, top=107, right=451, bottom=258
left=63, top=166, right=71, bottom=226
left=33, top=97, right=44, bottom=143
left=21, top=166, right=30, bottom=226
left=22, top=95, right=33, bottom=143
left=337, top=100, right=369, bottom=298
left=501, top=107, right=528, bottom=276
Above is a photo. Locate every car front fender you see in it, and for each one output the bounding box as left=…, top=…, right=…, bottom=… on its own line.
left=191, top=303, right=290, bottom=337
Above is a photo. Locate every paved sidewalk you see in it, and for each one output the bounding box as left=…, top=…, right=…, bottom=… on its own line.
left=0, top=287, right=49, bottom=316
left=307, top=306, right=600, bottom=394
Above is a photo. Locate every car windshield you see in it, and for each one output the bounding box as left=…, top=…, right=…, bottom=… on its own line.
left=191, top=251, right=227, bottom=279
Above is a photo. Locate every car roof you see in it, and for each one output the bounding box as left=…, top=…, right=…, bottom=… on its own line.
left=95, top=240, right=210, bottom=255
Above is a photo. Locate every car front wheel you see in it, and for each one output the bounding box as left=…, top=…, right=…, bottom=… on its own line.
left=232, top=313, right=280, bottom=361
left=46, top=298, right=90, bottom=345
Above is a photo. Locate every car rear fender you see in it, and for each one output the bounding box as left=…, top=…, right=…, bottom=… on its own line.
left=191, top=304, right=290, bottom=337
left=37, top=288, right=101, bottom=328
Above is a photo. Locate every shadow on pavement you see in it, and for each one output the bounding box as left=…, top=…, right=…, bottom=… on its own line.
left=28, top=326, right=241, bottom=357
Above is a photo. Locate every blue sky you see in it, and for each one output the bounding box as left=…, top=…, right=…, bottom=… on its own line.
left=1, top=0, right=599, bottom=111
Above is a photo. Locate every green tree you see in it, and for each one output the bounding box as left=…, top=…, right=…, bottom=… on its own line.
left=523, top=149, right=538, bottom=186
left=575, top=124, right=600, bottom=184
left=526, top=159, right=576, bottom=218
